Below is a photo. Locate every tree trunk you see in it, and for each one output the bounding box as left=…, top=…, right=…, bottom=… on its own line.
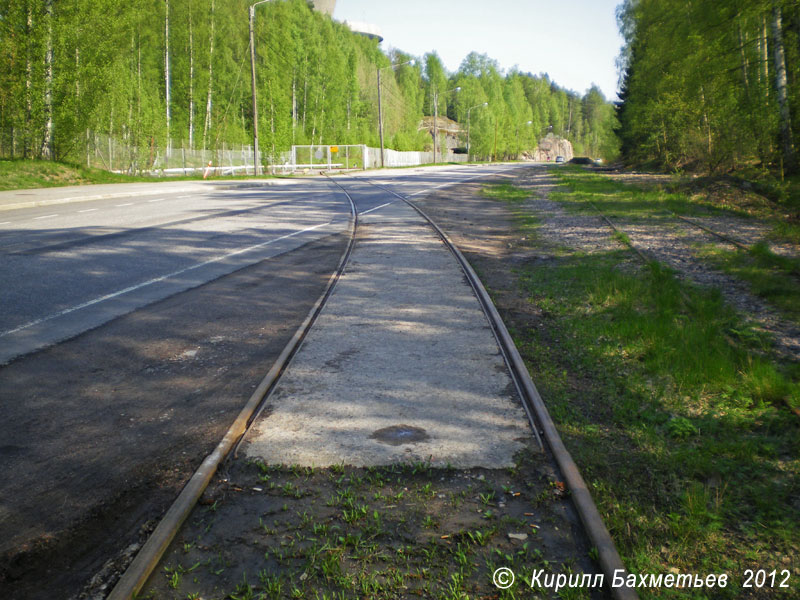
left=137, top=31, right=142, bottom=134
left=292, top=69, right=297, bottom=146
left=738, top=22, right=749, bottom=94
left=762, top=14, right=769, bottom=96
left=269, top=82, right=276, bottom=160
left=567, top=99, right=573, bottom=135
left=41, top=0, right=54, bottom=159
left=302, top=74, right=307, bottom=132
left=771, top=4, right=796, bottom=172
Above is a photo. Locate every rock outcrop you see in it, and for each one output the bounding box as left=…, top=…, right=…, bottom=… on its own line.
left=529, top=133, right=573, bottom=162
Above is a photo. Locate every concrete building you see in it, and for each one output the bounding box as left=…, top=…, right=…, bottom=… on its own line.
left=310, top=0, right=336, bottom=16
left=344, top=20, right=383, bottom=42
left=310, top=1, right=383, bottom=43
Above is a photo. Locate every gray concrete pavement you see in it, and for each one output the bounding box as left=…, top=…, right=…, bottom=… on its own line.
left=243, top=177, right=531, bottom=469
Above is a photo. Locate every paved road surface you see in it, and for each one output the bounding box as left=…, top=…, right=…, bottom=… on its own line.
left=0, top=164, right=520, bottom=598
left=0, top=181, right=348, bottom=364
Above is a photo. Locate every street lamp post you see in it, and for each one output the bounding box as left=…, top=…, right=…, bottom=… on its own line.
left=432, top=85, right=460, bottom=164
left=516, top=120, right=532, bottom=159
left=249, top=0, right=271, bottom=176
left=377, top=59, right=414, bottom=168
left=466, top=102, right=488, bottom=161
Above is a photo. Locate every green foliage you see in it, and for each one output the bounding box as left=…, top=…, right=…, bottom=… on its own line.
left=0, top=1, right=620, bottom=165
left=616, top=0, right=800, bottom=173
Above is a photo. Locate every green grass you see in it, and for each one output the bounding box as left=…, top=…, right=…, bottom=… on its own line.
left=479, top=181, right=531, bottom=203
left=697, top=241, right=800, bottom=323
left=0, top=158, right=287, bottom=191
left=0, top=158, right=148, bottom=190
left=550, top=166, right=744, bottom=222
left=482, top=178, right=800, bottom=597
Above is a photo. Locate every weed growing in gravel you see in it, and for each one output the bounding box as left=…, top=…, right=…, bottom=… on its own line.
left=489, top=173, right=799, bottom=596
left=480, top=181, right=531, bottom=203
left=697, top=241, right=800, bottom=326
left=146, top=450, right=599, bottom=599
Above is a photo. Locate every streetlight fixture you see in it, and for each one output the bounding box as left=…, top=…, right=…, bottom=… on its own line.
left=516, top=120, right=532, bottom=159
left=249, top=0, right=271, bottom=176
left=466, top=102, right=488, bottom=161
left=377, top=59, right=415, bottom=168
left=432, top=85, right=460, bottom=163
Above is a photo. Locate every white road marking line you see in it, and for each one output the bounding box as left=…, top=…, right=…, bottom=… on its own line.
left=0, top=221, right=10, bottom=225
left=0, top=220, right=333, bottom=339
left=78, top=208, right=98, bottom=213
left=147, top=198, right=164, bottom=203
left=360, top=201, right=394, bottom=215
left=34, top=214, right=58, bottom=220
left=407, top=167, right=516, bottom=196
left=115, top=202, right=133, bottom=207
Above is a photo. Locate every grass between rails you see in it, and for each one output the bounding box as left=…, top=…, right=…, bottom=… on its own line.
left=554, top=167, right=800, bottom=327
left=551, top=166, right=800, bottom=247
left=480, top=179, right=800, bottom=598
left=142, top=448, right=602, bottom=600
left=695, top=242, right=800, bottom=324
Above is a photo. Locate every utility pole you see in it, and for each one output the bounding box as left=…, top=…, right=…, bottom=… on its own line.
left=516, top=120, right=532, bottom=159
left=493, top=119, right=498, bottom=162
left=377, top=59, right=414, bottom=168
left=466, top=102, right=487, bottom=161
left=377, top=68, right=384, bottom=168
left=433, top=87, right=438, bottom=164
left=165, top=0, right=171, bottom=158
left=433, top=85, right=459, bottom=164
left=249, top=0, right=271, bottom=176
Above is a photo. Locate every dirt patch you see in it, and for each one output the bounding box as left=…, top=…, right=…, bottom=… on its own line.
left=0, top=233, right=348, bottom=600
left=143, top=446, right=604, bottom=599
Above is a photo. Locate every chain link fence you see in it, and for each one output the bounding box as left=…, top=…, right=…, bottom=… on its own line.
left=1, top=129, right=467, bottom=175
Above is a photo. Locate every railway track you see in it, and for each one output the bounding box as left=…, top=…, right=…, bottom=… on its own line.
left=107, top=185, right=358, bottom=600
left=108, top=172, right=637, bottom=600
left=585, top=198, right=770, bottom=262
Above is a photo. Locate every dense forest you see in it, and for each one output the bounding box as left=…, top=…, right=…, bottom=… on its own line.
left=616, top=0, right=800, bottom=174
left=0, top=0, right=619, bottom=170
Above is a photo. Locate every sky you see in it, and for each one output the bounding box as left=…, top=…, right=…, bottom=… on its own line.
left=333, top=0, right=625, bottom=101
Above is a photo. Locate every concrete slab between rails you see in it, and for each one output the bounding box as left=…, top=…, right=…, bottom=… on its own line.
left=242, top=201, right=531, bottom=468
left=0, top=178, right=298, bottom=212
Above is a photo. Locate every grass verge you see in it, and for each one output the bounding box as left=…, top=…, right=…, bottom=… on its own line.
left=480, top=178, right=800, bottom=598
left=0, top=158, right=286, bottom=191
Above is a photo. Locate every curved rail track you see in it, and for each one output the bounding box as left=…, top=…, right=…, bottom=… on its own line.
left=360, top=176, right=637, bottom=600
left=108, top=186, right=358, bottom=600
left=586, top=198, right=761, bottom=261
left=109, top=171, right=637, bottom=600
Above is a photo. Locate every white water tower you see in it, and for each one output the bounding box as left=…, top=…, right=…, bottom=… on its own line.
left=310, top=0, right=336, bottom=16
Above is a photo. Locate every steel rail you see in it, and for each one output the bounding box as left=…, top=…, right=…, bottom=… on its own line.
left=107, top=184, right=358, bottom=600
left=360, top=176, right=639, bottom=600
left=673, top=213, right=751, bottom=251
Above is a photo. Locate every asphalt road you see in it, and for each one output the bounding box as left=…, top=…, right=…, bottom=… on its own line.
left=0, top=164, right=520, bottom=598
left=0, top=181, right=350, bottom=364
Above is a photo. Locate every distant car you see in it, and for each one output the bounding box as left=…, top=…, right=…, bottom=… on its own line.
left=555, top=156, right=565, bottom=164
